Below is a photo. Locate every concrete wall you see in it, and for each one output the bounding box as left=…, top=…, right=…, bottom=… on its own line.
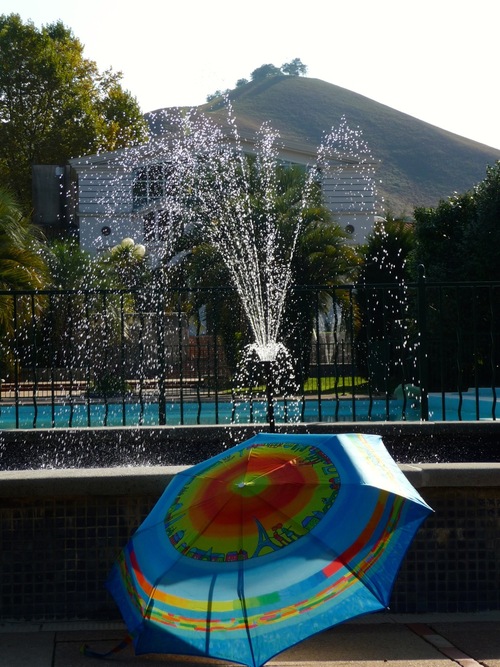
left=2, top=422, right=499, bottom=470
left=1, top=463, right=499, bottom=620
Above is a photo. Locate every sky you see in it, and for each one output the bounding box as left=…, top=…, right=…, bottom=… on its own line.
left=8, top=0, right=500, bottom=150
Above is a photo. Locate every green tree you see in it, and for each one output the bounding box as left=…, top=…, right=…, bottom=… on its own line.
left=250, top=63, right=281, bottom=82
left=360, top=217, right=414, bottom=284
left=186, top=242, right=245, bottom=377
left=358, top=215, right=415, bottom=337
left=99, top=237, right=149, bottom=291
left=282, top=168, right=360, bottom=377
left=97, top=83, right=149, bottom=152
left=355, top=217, right=416, bottom=393
left=411, top=162, right=500, bottom=281
left=0, top=187, right=48, bottom=326
left=281, top=58, right=307, bottom=76
left=458, top=161, right=500, bottom=281
left=411, top=194, right=475, bottom=281
left=0, top=187, right=48, bottom=374
left=39, top=237, right=143, bottom=382
left=0, top=13, right=148, bottom=212
left=44, top=238, right=101, bottom=291
left=206, top=88, right=230, bottom=102
left=411, top=162, right=500, bottom=389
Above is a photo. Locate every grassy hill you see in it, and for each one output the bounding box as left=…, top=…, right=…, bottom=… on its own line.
left=147, top=76, right=500, bottom=215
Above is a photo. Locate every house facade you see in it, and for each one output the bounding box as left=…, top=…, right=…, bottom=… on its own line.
left=68, top=126, right=379, bottom=259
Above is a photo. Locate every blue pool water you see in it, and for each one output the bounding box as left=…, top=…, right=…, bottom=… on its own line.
left=0, top=389, right=497, bottom=428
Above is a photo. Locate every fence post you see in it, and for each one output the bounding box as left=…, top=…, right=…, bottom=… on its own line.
left=156, top=285, right=167, bottom=426
left=417, top=264, right=429, bottom=420
left=177, top=291, right=184, bottom=425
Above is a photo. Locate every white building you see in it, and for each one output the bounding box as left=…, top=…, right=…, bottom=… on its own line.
left=69, top=122, right=378, bottom=258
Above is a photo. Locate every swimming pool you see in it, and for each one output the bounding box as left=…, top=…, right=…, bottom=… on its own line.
left=0, top=388, right=496, bottom=428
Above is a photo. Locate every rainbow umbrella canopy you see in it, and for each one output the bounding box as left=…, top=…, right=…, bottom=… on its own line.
left=105, top=433, right=432, bottom=667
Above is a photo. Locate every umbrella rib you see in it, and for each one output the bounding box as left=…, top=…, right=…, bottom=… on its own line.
left=238, top=562, right=255, bottom=665
left=171, top=489, right=241, bottom=559
left=313, top=487, right=412, bottom=605
left=251, top=485, right=398, bottom=607
left=140, top=479, right=231, bottom=536
left=205, top=574, right=217, bottom=657
left=245, top=450, right=298, bottom=485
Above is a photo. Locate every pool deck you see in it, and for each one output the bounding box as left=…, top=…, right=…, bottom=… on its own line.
left=2, top=612, right=500, bottom=666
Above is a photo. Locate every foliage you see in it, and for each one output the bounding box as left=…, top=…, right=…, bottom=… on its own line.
left=355, top=217, right=416, bottom=393
left=360, top=217, right=415, bottom=287
left=0, top=187, right=49, bottom=376
left=411, top=161, right=500, bottom=281
left=464, top=161, right=500, bottom=280
left=284, top=209, right=361, bottom=378
left=206, top=59, right=306, bottom=101
left=250, top=59, right=307, bottom=82
left=206, top=88, right=231, bottom=102
left=280, top=58, right=307, bottom=76
left=0, top=187, right=48, bottom=335
left=250, top=63, right=282, bottom=81
left=34, top=238, right=140, bottom=375
left=186, top=244, right=246, bottom=373
left=97, top=84, right=148, bottom=152
left=410, top=162, right=500, bottom=388
left=0, top=13, right=148, bottom=212
left=43, top=238, right=101, bottom=290
left=411, top=194, right=476, bottom=281
left=100, top=237, right=149, bottom=291
left=357, top=217, right=415, bottom=339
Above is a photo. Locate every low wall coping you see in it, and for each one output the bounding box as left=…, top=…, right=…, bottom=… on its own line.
left=1, top=463, right=500, bottom=498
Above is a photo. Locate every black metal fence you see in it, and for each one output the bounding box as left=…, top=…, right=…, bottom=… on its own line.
left=1, top=273, right=499, bottom=428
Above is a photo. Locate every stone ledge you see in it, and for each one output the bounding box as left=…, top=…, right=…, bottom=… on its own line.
left=400, top=462, right=500, bottom=488
left=0, top=466, right=187, bottom=497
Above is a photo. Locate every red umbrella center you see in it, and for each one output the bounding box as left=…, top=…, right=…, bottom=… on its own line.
left=165, top=442, right=341, bottom=561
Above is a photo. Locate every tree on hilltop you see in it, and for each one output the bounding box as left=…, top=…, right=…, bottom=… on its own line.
left=281, top=58, right=308, bottom=76
left=250, top=63, right=282, bottom=81
left=251, top=59, right=308, bottom=81
left=207, top=59, right=308, bottom=100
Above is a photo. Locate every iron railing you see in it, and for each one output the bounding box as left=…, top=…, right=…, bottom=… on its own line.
left=0, top=275, right=498, bottom=428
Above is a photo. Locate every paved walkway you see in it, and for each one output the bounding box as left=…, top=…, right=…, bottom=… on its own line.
left=1, top=612, right=500, bottom=667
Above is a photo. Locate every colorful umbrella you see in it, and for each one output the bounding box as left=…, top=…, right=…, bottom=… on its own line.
left=105, top=432, right=432, bottom=667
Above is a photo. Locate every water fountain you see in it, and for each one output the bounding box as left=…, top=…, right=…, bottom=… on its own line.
left=145, top=105, right=378, bottom=430
left=0, top=105, right=385, bottom=468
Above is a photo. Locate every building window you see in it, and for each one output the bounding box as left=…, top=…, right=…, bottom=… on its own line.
left=133, top=163, right=171, bottom=210
left=143, top=210, right=170, bottom=244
